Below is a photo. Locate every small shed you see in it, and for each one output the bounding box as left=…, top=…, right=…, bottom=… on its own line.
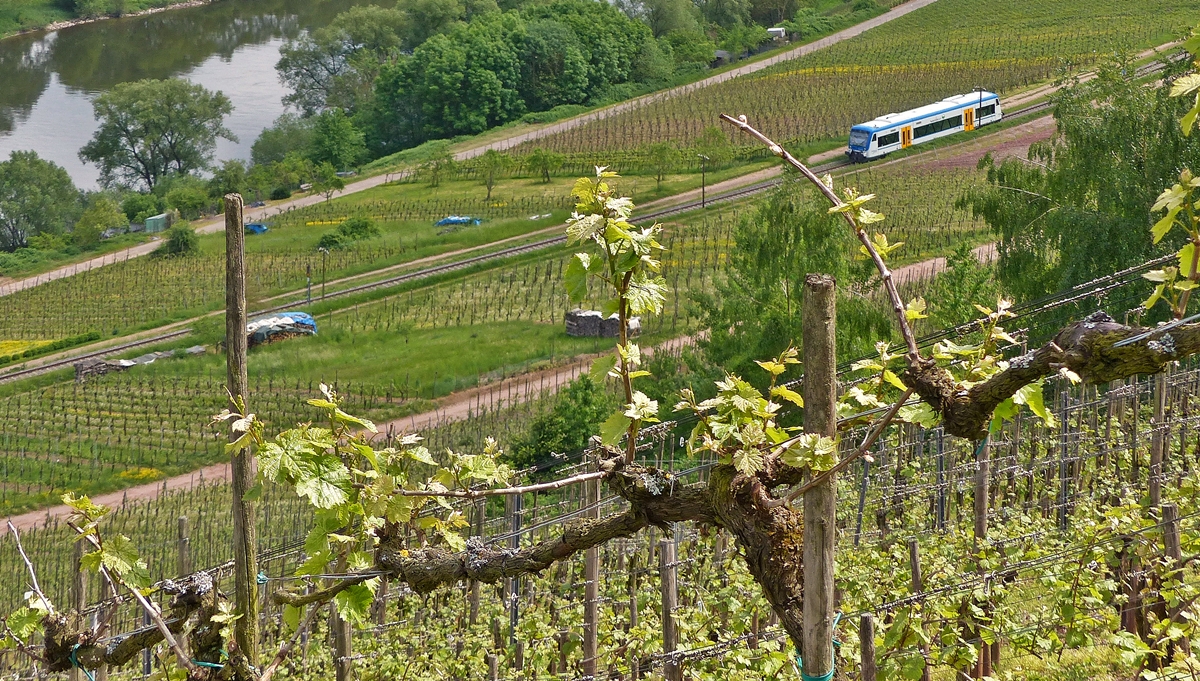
left=144, top=213, right=171, bottom=233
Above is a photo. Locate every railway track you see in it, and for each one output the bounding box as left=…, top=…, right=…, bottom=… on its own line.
left=0, top=329, right=193, bottom=384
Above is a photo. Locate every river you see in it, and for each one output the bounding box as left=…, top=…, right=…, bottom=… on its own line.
left=0, top=0, right=368, bottom=189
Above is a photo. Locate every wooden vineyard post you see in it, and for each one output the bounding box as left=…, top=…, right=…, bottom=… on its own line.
left=860, top=613, right=877, bottom=681
left=332, top=606, right=352, bottom=681
left=469, top=499, right=483, bottom=626
left=802, top=274, right=837, bottom=681
left=487, top=653, right=499, bottom=681
left=177, top=516, right=190, bottom=577
left=225, top=193, right=259, bottom=665
left=70, top=541, right=86, bottom=681
left=1150, top=372, right=1166, bottom=508
left=583, top=475, right=600, bottom=677
left=1162, top=503, right=1190, bottom=658
left=909, top=540, right=930, bottom=681
left=660, top=538, right=681, bottom=681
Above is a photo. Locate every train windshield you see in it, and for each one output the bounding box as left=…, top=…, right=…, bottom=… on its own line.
left=848, top=128, right=871, bottom=148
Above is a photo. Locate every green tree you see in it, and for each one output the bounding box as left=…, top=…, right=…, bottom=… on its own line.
left=662, top=28, right=715, bottom=69
left=311, top=162, right=345, bottom=201
left=120, top=193, right=163, bottom=224
left=0, top=151, right=81, bottom=251
left=477, top=149, right=513, bottom=199
left=693, top=125, right=733, bottom=166
left=419, top=149, right=456, bottom=188
left=79, top=78, right=235, bottom=191
left=695, top=0, right=750, bottom=29
left=402, top=14, right=526, bottom=138
left=525, top=148, right=564, bottom=183
left=507, top=376, right=615, bottom=469
left=310, top=109, right=366, bottom=171
left=165, top=184, right=209, bottom=220
left=207, top=159, right=249, bottom=200
left=277, top=5, right=409, bottom=114
left=695, top=181, right=884, bottom=377
left=158, top=224, right=198, bottom=257
left=644, top=141, right=679, bottom=190
left=962, top=59, right=1200, bottom=301
left=251, top=114, right=315, bottom=166
left=519, top=20, right=590, bottom=111
left=525, top=0, right=653, bottom=92
left=73, top=196, right=127, bottom=248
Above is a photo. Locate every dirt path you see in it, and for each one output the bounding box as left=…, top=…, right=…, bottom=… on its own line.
left=0, top=462, right=230, bottom=536
left=0, top=234, right=1002, bottom=533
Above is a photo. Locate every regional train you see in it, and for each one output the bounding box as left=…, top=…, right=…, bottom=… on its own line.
left=846, top=91, right=1002, bottom=162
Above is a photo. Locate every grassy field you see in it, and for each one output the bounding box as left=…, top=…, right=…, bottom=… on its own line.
left=520, top=0, right=1200, bottom=155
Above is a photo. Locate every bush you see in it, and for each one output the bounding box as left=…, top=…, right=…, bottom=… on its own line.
left=158, top=225, right=198, bottom=257
left=317, top=217, right=379, bottom=251
left=0, top=331, right=101, bottom=366
left=337, top=217, right=380, bottom=240
left=316, top=232, right=345, bottom=250
left=270, top=187, right=292, bottom=200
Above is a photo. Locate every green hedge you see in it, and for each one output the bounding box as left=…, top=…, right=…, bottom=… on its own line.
left=0, top=331, right=102, bottom=367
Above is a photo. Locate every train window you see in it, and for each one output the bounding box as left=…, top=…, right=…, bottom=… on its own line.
left=913, top=114, right=962, bottom=139
left=877, top=131, right=900, bottom=147
left=977, top=104, right=996, bottom=118
left=849, top=129, right=871, bottom=147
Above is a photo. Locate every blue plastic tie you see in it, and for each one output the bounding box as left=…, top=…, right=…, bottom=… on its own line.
left=69, top=644, right=96, bottom=681
left=193, top=660, right=225, bottom=670
left=796, top=612, right=842, bottom=681
left=257, top=571, right=269, bottom=585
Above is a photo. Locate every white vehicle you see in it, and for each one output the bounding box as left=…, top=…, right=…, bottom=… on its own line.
left=846, top=91, right=1002, bottom=162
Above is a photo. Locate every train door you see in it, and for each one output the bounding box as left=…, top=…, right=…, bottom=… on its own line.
left=964, top=107, right=975, bottom=132
left=901, top=127, right=912, bottom=148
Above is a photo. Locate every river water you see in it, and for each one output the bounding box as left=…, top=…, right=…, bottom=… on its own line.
left=0, top=0, right=366, bottom=189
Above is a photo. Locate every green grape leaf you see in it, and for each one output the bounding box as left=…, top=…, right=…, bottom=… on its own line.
left=334, top=585, right=375, bottom=625
left=599, top=412, right=632, bottom=446
left=589, top=355, right=618, bottom=383
left=565, top=254, right=590, bottom=303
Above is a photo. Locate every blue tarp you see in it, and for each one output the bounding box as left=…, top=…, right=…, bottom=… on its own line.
left=434, top=215, right=482, bottom=226
left=245, top=223, right=269, bottom=235
left=247, top=311, right=317, bottom=346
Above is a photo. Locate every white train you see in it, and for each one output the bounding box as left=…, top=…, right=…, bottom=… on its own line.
left=846, top=91, right=1002, bottom=162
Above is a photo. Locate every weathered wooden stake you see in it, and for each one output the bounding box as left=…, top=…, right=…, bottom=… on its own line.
left=69, top=541, right=86, bottom=681
left=802, top=274, right=837, bottom=681
left=225, top=193, right=259, bottom=664
left=487, top=653, right=499, bottom=681
left=660, top=538, right=681, bottom=681
left=177, top=516, right=190, bottom=577
left=860, top=613, right=877, bottom=681
left=332, top=606, right=352, bottom=681
left=908, top=540, right=931, bottom=681
left=1150, top=372, right=1166, bottom=508
left=583, top=476, right=600, bottom=676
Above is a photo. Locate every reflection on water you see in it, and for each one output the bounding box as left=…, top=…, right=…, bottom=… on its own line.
left=0, top=0, right=369, bottom=188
